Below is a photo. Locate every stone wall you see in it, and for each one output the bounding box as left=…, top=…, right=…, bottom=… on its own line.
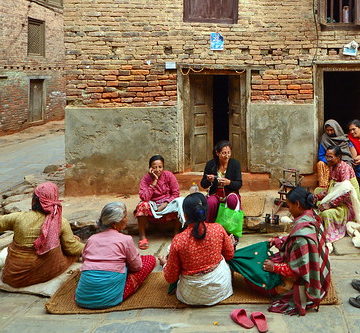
left=64, top=0, right=360, bottom=106
left=0, top=0, right=65, bottom=135
left=248, top=103, right=316, bottom=176
left=65, top=106, right=180, bottom=195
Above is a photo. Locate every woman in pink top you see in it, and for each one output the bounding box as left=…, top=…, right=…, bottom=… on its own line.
left=75, top=202, right=156, bottom=309
left=135, top=155, right=180, bottom=250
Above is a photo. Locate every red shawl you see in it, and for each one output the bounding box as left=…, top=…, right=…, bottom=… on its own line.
left=349, top=134, right=360, bottom=154
left=33, top=182, right=62, bottom=255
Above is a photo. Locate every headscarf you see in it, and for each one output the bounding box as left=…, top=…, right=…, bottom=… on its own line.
left=320, top=119, right=352, bottom=163
left=33, top=182, right=62, bottom=255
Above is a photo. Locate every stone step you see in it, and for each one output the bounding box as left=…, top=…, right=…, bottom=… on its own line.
left=175, top=172, right=318, bottom=192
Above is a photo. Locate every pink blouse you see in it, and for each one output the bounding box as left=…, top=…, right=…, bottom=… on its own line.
left=139, top=170, right=180, bottom=204
left=81, top=229, right=142, bottom=273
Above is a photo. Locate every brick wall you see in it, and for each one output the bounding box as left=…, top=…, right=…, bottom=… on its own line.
left=63, top=0, right=360, bottom=106
left=0, top=0, right=65, bottom=135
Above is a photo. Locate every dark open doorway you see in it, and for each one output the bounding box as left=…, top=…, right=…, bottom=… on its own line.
left=324, top=71, right=360, bottom=131
left=213, top=75, right=229, bottom=144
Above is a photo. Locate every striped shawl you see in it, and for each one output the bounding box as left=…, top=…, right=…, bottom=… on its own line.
left=269, top=210, right=331, bottom=316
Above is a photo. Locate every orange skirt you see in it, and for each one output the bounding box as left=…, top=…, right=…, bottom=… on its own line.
left=2, top=242, right=78, bottom=288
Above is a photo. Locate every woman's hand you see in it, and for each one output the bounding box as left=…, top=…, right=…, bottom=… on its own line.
left=157, top=202, right=168, bottom=212
left=229, top=234, right=237, bottom=246
left=206, top=174, right=215, bottom=182
left=355, top=156, right=360, bottom=165
left=158, top=255, right=167, bottom=267
left=319, top=203, right=331, bottom=211
left=149, top=167, right=159, bottom=181
left=218, top=177, right=231, bottom=186
left=263, top=259, right=274, bottom=272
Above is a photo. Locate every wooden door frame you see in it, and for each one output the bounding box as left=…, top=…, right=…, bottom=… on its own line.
left=180, top=68, right=248, bottom=172
left=28, top=76, right=47, bottom=124
left=315, top=64, right=360, bottom=139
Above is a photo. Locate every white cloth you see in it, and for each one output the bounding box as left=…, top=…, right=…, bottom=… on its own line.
left=176, top=258, right=233, bottom=306
left=149, top=197, right=186, bottom=226
left=320, top=180, right=360, bottom=223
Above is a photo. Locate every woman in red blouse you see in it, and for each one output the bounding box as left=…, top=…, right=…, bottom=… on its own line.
left=159, top=192, right=235, bottom=306
left=134, top=155, right=180, bottom=250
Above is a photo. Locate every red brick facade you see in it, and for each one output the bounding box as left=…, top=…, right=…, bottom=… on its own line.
left=0, top=0, right=65, bottom=135
left=64, top=0, right=360, bottom=107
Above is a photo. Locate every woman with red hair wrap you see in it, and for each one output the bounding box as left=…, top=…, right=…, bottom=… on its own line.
left=0, top=182, right=84, bottom=287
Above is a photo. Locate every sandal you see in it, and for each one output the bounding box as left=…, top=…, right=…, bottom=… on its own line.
left=138, top=238, right=149, bottom=250
left=349, top=295, right=360, bottom=308
left=230, top=309, right=254, bottom=329
left=250, top=311, right=268, bottom=333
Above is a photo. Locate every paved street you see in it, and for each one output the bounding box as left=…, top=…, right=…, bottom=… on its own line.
left=0, top=122, right=360, bottom=332
left=0, top=234, right=360, bottom=333
left=0, top=122, right=65, bottom=192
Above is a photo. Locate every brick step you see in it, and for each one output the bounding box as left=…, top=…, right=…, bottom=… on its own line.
left=175, top=172, right=318, bottom=192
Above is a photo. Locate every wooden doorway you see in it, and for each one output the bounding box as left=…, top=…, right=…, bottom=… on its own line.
left=29, top=79, right=44, bottom=122
left=316, top=66, right=360, bottom=134
left=184, top=72, right=247, bottom=172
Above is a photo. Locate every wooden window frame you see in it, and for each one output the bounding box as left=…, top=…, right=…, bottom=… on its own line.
left=28, top=18, right=45, bottom=57
left=30, top=0, right=63, bottom=10
left=183, top=0, right=239, bottom=24
left=319, top=0, right=360, bottom=30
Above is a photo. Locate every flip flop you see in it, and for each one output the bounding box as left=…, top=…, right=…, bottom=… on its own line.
left=349, top=295, right=360, bottom=308
left=138, top=238, right=149, bottom=250
left=230, top=309, right=254, bottom=329
left=250, top=311, right=268, bottom=333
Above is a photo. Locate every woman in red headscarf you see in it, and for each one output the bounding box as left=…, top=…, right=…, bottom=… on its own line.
left=0, top=182, right=84, bottom=287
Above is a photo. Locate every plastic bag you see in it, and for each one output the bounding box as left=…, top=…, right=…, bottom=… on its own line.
left=215, top=201, right=244, bottom=237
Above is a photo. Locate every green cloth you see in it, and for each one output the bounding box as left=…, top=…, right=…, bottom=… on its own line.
left=228, top=241, right=282, bottom=290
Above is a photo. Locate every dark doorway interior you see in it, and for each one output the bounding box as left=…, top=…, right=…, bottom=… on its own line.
left=324, top=71, right=360, bottom=131
left=213, top=75, right=229, bottom=144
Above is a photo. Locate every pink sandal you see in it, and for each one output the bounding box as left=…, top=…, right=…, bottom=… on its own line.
left=250, top=311, right=268, bottom=333
left=230, top=309, right=254, bottom=329
left=138, top=238, right=149, bottom=250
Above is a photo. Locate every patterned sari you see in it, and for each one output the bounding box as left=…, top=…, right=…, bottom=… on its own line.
left=269, top=210, right=331, bottom=315
left=314, top=161, right=360, bottom=242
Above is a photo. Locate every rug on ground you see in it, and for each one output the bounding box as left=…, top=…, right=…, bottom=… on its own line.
left=45, top=270, right=339, bottom=314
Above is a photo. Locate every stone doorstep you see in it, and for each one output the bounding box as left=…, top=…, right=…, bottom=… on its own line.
left=176, top=172, right=318, bottom=192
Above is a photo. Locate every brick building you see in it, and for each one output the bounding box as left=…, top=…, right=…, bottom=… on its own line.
left=64, top=0, right=360, bottom=194
left=0, top=0, right=65, bottom=135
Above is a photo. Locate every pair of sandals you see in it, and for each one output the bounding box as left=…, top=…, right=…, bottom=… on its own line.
left=230, top=309, right=268, bottom=332
left=349, top=279, right=360, bottom=308
left=138, top=238, right=149, bottom=250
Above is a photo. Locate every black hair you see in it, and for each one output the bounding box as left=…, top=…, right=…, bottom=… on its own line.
left=148, top=155, right=164, bottom=168
left=213, top=140, right=231, bottom=164
left=183, top=192, right=208, bottom=240
left=348, top=119, right=360, bottom=129
left=326, top=145, right=342, bottom=157
left=31, top=194, right=46, bottom=214
left=287, top=186, right=315, bottom=210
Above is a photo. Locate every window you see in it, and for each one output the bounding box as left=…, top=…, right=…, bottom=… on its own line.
left=32, top=0, right=63, bottom=9
left=28, top=18, right=45, bottom=56
left=320, top=0, right=360, bottom=27
left=183, top=0, right=238, bottom=24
